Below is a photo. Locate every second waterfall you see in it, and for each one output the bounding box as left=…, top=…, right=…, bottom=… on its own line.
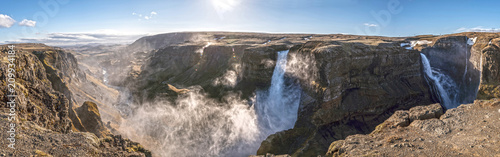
left=255, top=50, right=301, bottom=135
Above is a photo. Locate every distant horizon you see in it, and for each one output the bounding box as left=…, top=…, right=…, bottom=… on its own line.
left=1, top=0, right=499, bottom=46
left=1, top=30, right=497, bottom=47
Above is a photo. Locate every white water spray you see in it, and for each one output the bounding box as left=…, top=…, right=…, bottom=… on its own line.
left=118, top=50, right=301, bottom=157
left=197, top=42, right=212, bottom=56
left=420, top=53, right=459, bottom=109
left=255, top=50, right=301, bottom=135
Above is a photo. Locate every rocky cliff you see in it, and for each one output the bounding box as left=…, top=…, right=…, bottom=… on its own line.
left=0, top=44, right=150, bottom=156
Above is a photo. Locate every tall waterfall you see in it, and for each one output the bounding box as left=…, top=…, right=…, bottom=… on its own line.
left=419, top=37, right=479, bottom=109
left=420, top=53, right=458, bottom=109
left=255, top=50, right=301, bottom=135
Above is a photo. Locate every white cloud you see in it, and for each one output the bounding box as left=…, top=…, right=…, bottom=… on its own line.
left=133, top=11, right=157, bottom=20
left=0, top=14, right=16, bottom=28
left=4, top=30, right=147, bottom=46
left=363, top=23, right=378, bottom=27
left=19, top=19, right=36, bottom=27
left=456, top=26, right=500, bottom=33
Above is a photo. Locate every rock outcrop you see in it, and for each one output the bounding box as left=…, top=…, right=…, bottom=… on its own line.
left=0, top=44, right=72, bottom=133
left=326, top=99, right=500, bottom=157
left=478, top=35, right=500, bottom=99
left=74, top=101, right=110, bottom=138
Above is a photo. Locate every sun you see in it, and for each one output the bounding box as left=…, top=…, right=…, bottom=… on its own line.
left=211, top=0, right=241, bottom=19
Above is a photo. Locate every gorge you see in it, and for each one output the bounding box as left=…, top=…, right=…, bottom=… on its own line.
left=1, top=32, right=499, bottom=156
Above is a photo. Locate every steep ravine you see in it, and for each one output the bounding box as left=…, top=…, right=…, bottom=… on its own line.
left=63, top=32, right=500, bottom=156
left=105, top=33, right=434, bottom=156
left=325, top=33, right=500, bottom=157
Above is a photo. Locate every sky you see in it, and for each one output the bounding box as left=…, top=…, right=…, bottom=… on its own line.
left=0, top=0, right=499, bottom=46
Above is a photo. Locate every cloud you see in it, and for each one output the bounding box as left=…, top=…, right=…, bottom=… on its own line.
left=4, top=31, right=147, bottom=46
left=456, top=26, right=500, bottom=33
left=363, top=23, right=378, bottom=27
left=0, top=14, right=16, bottom=28
left=19, top=19, right=36, bottom=27
left=133, top=11, right=157, bottom=20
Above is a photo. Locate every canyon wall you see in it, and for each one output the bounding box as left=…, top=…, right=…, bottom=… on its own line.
left=256, top=40, right=433, bottom=156
left=0, top=44, right=150, bottom=156
left=120, top=33, right=436, bottom=156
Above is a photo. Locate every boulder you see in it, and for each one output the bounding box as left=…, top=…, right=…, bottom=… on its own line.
left=75, top=101, right=110, bottom=138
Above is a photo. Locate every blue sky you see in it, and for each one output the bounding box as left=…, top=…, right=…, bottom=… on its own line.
left=1, top=0, right=499, bottom=45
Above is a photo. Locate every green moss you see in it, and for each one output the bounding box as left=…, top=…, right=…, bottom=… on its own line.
left=477, top=84, right=500, bottom=100
left=370, top=121, right=388, bottom=135
left=326, top=140, right=345, bottom=157
left=126, top=144, right=152, bottom=157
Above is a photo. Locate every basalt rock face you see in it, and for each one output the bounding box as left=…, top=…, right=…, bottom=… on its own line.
left=257, top=40, right=433, bottom=156
left=132, top=44, right=249, bottom=102
left=31, top=46, right=123, bottom=132
left=478, top=35, right=500, bottom=99
left=419, top=35, right=482, bottom=104
left=238, top=44, right=290, bottom=98
left=0, top=45, right=72, bottom=133
left=0, top=44, right=150, bottom=156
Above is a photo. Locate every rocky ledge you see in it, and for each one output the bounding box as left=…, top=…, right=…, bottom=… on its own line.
left=326, top=99, right=500, bottom=157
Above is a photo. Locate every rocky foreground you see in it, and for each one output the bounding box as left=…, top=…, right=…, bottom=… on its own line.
left=326, top=99, right=500, bottom=157
left=0, top=44, right=150, bottom=156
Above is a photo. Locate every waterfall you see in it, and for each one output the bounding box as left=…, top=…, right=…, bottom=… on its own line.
left=255, top=50, right=301, bottom=135
left=420, top=37, right=480, bottom=109
left=463, top=43, right=468, bottom=82
left=420, top=53, right=459, bottom=109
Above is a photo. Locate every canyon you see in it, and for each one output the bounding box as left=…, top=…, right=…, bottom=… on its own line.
left=1, top=32, right=499, bottom=156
